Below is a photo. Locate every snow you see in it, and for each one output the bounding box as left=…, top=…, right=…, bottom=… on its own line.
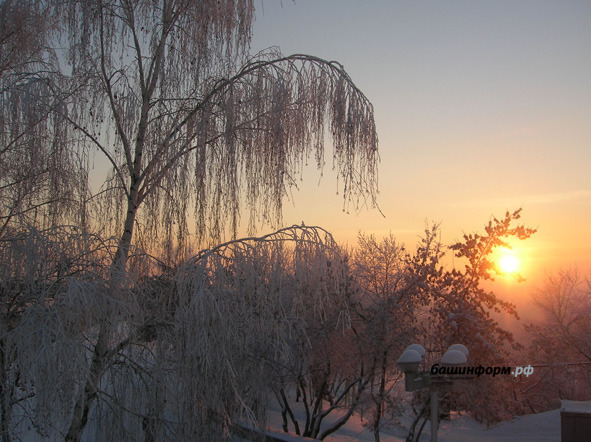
left=13, top=387, right=562, bottom=441
left=447, top=344, right=469, bottom=357
left=406, top=344, right=426, bottom=358
left=441, top=349, right=467, bottom=365
left=561, top=400, right=591, bottom=414
left=398, top=349, right=423, bottom=364
left=13, top=399, right=563, bottom=441
left=264, top=400, right=561, bottom=441
left=436, top=410, right=560, bottom=441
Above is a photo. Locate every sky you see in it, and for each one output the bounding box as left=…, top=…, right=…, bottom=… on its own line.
left=249, top=0, right=591, bottom=307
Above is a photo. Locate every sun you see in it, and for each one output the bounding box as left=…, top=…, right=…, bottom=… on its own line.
left=497, top=249, right=520, bottom=274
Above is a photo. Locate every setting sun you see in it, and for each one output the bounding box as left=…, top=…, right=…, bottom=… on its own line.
left=497, top=249, right=520, bottom=274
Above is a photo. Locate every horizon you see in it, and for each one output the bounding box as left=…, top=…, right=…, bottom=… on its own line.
left=248, top=0, right=591, bottom=300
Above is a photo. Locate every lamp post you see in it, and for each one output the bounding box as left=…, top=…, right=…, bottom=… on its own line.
left=397, top=344, right=469, bottom=442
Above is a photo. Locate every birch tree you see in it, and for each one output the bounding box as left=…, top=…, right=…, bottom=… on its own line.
left=0, top=226, right=118, bottom=441
left=171, top=225, right=355, bottom=440
left=0, top=3, right=89, bottom=440
left=0, top=0, right=86, bottom=237
left=58, top=0, right=378, bottom=264
left=44, top=0, right=379, bottom=439
left=530, top=269, right=591, bottom=363
left=272, top=251, right=370, bottom=440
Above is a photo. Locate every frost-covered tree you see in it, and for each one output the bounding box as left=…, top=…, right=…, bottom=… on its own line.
left=0, top=0, right=86, bottom=237
left=0, top=226, right=118, bottom=441
left=272, top=251, right=369, bottom=440
left=351, top=233, right=428, bottom=441
left=86, top=225, right=355, bottom=440
left=176, top=225, right=359, bottom=440
left=1, top=224, right=365, bottom=440
left=530, top=269, right=591, bottom=363
left=40, top=1, right=380, bottom=438
left=442, top=209, right=536, bottom=358
left=347, top=210, right=535, bottom=439
left=56, top=0, right=378, bottom=264
left=523, top=269, right=591, bottom=410
left=0, top=3, right=89, bottom=439
left=423, top=209, right=536, bottom=424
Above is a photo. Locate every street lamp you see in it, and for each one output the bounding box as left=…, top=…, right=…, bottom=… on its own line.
left=397, top=344, right=468, bottom=442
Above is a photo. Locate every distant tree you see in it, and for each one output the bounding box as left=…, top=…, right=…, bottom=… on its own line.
left=530, top=269, right=591, bottom=362
left=42, top=1, right=379, bottom=438
left=523, top=269, right=591, bottom=410
left=425, top=209, right=536, bottom=424
left=348, top=210, right=536, bottom=439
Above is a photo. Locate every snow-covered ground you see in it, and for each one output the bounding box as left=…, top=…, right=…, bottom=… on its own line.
left=264, top=404, right=561, bottom=441
left=13, top=394, right=562, bottom=441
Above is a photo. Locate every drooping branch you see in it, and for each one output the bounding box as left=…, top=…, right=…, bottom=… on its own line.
left=134, top=49, right=378, bottom=247
left=60, top=1, right=379, bottom=252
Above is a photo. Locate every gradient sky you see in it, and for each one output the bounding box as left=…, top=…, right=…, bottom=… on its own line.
left=249, top=0, right=591, bottom=303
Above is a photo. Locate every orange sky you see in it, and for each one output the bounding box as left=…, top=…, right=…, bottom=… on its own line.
left=249, top=1, right=591, bottom=309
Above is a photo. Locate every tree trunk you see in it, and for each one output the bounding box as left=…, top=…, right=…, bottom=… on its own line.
left=373, top=350, right=388, bottom=442
left=0, top=336, right=12, bottom=442
left=65, top=323, right=108, bottom=441
left=65, top=194, right=138, bottom=441
left=113, top=186, right=139, bottom=268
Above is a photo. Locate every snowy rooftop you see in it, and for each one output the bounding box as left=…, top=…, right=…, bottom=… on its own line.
left=561, top=400, right=591, bottom=414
